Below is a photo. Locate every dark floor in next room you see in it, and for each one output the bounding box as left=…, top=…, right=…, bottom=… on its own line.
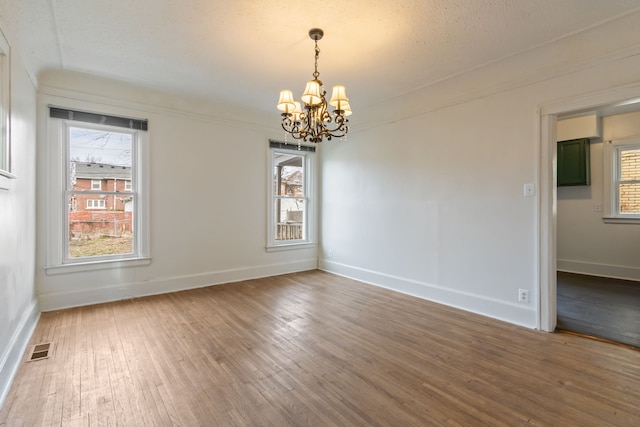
left=556, top=271, right=640, bottom=348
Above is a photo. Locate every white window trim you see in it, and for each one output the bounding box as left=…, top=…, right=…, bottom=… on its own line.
left=266, top=146, right=317, bottom=251
left=603, top=137, right=640, bottom=223
left=86, top=199, right=106, bottom=209
left=0, top=27, right=15, bottom=187
left=45, top=114, right=151, bottom=274
left=90, top=179, right=102, bottom=190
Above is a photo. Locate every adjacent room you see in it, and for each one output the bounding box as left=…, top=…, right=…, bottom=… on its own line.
left=1, top=1, right=639, bottom=425
left=556, top=112, right=640, bottom=348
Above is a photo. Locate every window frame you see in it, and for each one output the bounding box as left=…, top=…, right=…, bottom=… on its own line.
left=90, top=179, right=102, bottom=190
left=45, top=111, right=150, bottom=273
left=603, top=138, right=640, bottom=223
left=0, top=27, right=15, bottom=185
left=86, top=199, right=106, bottom=209
left=266, top=145, right=316, bottom=251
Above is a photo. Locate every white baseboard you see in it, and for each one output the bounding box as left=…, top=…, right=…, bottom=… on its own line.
left=39, top=258, right=318, bottom=312
left=557, top=259, right=640, bottom=281
left=0, top=300, right=40, bottom=411
left=319, top=259, right=537, bottom=329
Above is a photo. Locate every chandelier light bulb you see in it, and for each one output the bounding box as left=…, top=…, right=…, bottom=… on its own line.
left=329, top=85, right=349, bottom=110
left=340, top=102, right=353, bottom=117
left=292, top=102, right=303, bottom=121
left=277, top=90, right=296, bottom=113
left=301, top=80, right=323, bottom=106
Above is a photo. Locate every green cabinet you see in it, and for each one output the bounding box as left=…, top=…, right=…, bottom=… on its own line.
left=557, top=138, right=590, bottom=186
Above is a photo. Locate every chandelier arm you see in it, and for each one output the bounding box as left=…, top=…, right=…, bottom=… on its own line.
left=280, top=108, right=349, bottom=143
left=281, top=114, right=302, bottom=136
left=324, top=112, right=349, bottom=135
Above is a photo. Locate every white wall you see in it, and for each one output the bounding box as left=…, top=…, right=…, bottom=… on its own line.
left=319, top=10, right=640, bottom=328
left=35, top=71, right=317, bottom=311
left=557, top=111, right=640, bottom=280
left=0, top=35, right=38, bottom=408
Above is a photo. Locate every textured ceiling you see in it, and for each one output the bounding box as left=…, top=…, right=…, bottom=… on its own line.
left=2, top=0, right=640, bottom=115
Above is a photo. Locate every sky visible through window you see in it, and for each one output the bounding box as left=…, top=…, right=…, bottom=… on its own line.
left=70, top=127, right=132, bottom=166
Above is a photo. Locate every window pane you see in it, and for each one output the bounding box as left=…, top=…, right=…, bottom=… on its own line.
left=69, top=127, right=132, bottom=190
left=619, top=183, right=640, bottom=214
left=67, top=126, right=135, bottom=259
left=273, top=153, right=303, bottom=196
left=274, top=198, right=305, bottom=241
left=0, top=34, right=9, bottom=173
left=620, top=149, right=640, bottom=181
left=68, top=194, right=134, bottom=258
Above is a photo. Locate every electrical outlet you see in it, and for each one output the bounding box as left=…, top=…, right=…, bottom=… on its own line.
left=328, top=250, right=333, bottom=258
left=518, top=288, right=529, bottom=304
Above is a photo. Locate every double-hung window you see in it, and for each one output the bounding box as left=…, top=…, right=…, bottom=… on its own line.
left=0, top=28, right=13, bottom=183
left=46, top=107, right=150, bottom=271
left=267, top=141, right=316, bottom=250
left=603, top=139, right=640, bottom=222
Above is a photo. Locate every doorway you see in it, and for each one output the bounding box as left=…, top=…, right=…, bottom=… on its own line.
left=539, top=82, right=640, bottom=334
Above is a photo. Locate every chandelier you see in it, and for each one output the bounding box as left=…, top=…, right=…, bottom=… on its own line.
left=277, top=28, right=351, bottom=144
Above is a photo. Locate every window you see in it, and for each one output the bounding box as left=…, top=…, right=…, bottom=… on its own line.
left=0, top=28, right=14, bottom=182
left=267, top=141, right=316, bottom=250
left=45, top=107, right=150, bottom=272
left=603, top=139, right=640, bottom=222
left=86, top=199, right=106, bottom=209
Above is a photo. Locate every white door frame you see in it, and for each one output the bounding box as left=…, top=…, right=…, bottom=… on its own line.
left=538, top=82, right=640, bottom=332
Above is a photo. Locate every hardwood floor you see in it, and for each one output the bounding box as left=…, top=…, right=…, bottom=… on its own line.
left=2, top=270, right=639, bottom=426
left=557, top=271, right=640, bottom=348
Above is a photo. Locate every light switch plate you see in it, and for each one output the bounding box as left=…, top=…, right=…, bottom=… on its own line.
left=524, top=183, right=536, bottom=197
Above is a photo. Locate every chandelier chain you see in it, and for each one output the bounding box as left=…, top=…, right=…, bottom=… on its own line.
left=313, top=40, right=320, bottom=80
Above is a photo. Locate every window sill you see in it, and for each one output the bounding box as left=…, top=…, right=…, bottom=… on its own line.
left=45, top=257, right=151, bottom=275
left=266, top=242, right=316, bottom=252
left=602, top=217, right=640, bottom=224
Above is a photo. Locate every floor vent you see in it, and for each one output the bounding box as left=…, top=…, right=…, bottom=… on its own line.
left=28, top=343, right=52, bottom=362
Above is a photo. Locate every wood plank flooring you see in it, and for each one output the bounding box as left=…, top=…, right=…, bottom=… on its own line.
left=2, top=270, right=639, bottom=426
left=557, top=272, right=640, bottom=348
